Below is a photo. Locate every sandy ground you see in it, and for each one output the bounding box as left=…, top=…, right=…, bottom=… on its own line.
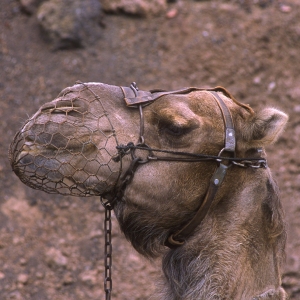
left=1, top=0, right=300, bottom=299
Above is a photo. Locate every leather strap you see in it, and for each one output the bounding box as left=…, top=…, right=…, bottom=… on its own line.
left=166, top=91, right=236, bottom=247
left=121, top=86, right=157, bottom=106
left=166, top=163, right=229, bottom=247
left=121, top=84, right=237, bottom=109
left=210, top=91, right=236, bottom=153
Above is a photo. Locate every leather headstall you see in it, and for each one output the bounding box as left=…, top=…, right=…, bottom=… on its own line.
left=167, top=91, right=235, bottom=247
left=115, top=82, right=266, bottom=248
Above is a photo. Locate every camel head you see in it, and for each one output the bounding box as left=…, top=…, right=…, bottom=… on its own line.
left=10, top=82, right=288, bottom=256
left=10, top=81, right=289, bottom=299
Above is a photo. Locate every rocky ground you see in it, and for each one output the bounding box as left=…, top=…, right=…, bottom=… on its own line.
left=1, top=0, right=300, bottom=299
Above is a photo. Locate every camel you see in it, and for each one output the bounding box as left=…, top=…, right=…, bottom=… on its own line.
left=9, top=81, right=288, bottom=299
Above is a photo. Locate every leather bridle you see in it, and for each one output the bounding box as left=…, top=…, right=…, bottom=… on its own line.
left=104, top=82, right=267, bottom=248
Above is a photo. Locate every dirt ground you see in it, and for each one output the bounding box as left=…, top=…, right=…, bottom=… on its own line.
left=1, top=0, right=300, bottom=299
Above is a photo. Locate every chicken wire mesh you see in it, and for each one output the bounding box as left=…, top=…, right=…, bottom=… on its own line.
left=9, top=82, right=122, bottom=197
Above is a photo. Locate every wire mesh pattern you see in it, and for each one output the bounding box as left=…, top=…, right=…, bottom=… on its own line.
left=9, top=82, right=121, bottom=196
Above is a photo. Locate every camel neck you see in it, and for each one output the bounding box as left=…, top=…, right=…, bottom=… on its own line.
left=161, top=171, right=286, bottom=300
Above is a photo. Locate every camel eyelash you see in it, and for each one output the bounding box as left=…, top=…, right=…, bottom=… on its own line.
left=158, top=121, right=194, bottom=137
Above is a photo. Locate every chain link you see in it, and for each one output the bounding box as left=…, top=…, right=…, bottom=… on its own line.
left=101, top=197, right=113, bottom=300
left=232, top=159, right=267, bottom=168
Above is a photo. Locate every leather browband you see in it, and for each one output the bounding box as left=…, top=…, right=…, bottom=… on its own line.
left=121, top=85, right=235, bottom=108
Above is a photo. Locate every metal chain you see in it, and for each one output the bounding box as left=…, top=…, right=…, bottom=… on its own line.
left=231, top=159, right=267, bottom=168
left=101, top=197, right=113, bottom=300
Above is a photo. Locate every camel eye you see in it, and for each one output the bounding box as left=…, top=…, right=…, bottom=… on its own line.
left=160, top=121, right=191, bottom=137
left=156, top=110, right=198, bottom=141
left=165, top=124, right=185, bottom=136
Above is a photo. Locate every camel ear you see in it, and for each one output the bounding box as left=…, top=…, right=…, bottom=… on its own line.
left=247, top=108, right=288, bottom=147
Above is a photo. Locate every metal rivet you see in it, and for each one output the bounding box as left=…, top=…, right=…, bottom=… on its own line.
left=214, top=179, right=219, bottom=185
left=229, top=132, right=233, bottom=137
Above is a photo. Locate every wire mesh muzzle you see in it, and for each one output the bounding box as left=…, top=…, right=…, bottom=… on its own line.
left=9, top=83, right=122, bottom=197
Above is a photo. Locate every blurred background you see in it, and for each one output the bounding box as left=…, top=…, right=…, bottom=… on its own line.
left=1, top=0, right=300, bottom=299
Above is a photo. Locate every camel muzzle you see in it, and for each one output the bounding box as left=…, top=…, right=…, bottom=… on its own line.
left=9, top=81, right=123, bottom=197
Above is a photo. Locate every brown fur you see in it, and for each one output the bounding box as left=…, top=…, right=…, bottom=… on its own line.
left=11, top=83, right=288, bottom=299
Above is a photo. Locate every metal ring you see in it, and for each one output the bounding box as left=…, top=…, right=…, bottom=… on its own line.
left=217, top=148, right=235, bottom=167
left=218, top=148, right=225, bottom=156
left=131, top=143, right=153, bottom=163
